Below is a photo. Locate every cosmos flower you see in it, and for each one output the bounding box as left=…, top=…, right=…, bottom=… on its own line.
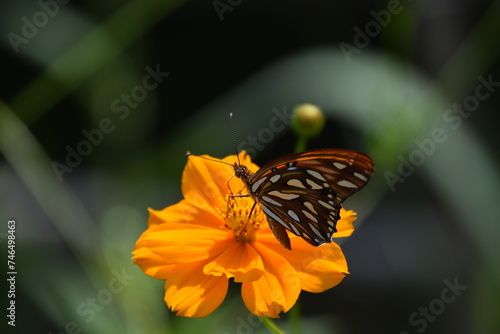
left=132, top=151, right=357, bottom=318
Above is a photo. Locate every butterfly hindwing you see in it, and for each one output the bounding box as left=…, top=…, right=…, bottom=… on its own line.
left=246, top=149, right=374, bottom=248
left=251, top=164, right=342, bottom=247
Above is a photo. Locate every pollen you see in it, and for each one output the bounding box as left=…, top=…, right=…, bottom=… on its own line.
left=221, top=196, right=264, bottom=243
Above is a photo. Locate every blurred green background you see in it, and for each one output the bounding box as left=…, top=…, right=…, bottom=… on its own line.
left=1, top=0, right=500, bottom=333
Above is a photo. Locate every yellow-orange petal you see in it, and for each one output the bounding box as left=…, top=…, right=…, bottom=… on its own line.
left=182, top=154, right=235, bottom=210
left=203, top=242, right=264, bottom=282
left=259, top=234, right=348, bottom=293
left=333, top=209, right=357, bottom=238
left=241, top=243, right=301, bottom=318
left=181, top=151, right=261, bottom=210
left=132, top=244, right=176, bottom=280
left=135, top=222, right=234, bottom=265
left=165, top=262, right=228, bottom=318
left=293, top=243, right=348, bottom=292
left=148, top=200, right=223, bottom=229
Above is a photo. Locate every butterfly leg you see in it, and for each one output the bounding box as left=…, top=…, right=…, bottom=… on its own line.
left=238, top=200, right=257, bottom=237
left=226, top=175, right=236, bottom=195
left=227, top=194, right=252, bottom=238
left=229, top=199, right=268, bottom=246
left=227, top=175, right=248, bottom=195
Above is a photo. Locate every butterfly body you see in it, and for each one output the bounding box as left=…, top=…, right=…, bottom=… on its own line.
left=233, top=149, right=374, bottom=250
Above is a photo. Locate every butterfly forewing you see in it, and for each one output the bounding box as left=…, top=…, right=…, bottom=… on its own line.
left=241, top=149, right=374, bottom=249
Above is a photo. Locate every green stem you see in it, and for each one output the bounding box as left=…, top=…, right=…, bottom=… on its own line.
left=260, top=317, right=286, bottom=334
left=289, top=299, right=303, bottom=334
left=294, top=135, right=308, bottom=153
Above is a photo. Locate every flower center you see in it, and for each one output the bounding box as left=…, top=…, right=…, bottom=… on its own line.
left=220, top=195, right=264, bottom=243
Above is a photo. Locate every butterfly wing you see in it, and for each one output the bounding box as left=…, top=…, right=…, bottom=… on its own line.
left=248, top=149, right=374, bottom=249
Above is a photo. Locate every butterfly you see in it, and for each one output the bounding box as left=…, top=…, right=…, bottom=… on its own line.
left=231, top=149, right=374, bottom=250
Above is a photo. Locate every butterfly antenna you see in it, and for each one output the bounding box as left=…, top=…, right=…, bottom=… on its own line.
left=185, top=152, right=233, bottom=166
left=229, top=113, right=241, bottom=165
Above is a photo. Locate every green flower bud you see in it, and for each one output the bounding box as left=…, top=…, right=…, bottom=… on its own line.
left=291, top=103, right=326, bottom=139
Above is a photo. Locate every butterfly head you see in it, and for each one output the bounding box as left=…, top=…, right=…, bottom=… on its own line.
left=233, top=163, right=252, bottom=182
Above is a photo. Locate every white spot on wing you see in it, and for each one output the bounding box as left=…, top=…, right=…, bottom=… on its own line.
left=251, top=176, right=268, bottom=193
left=268, top=191, right=300, bottom=200
left=262, top=196, right=282, bottom=207
left=261, top=204, right=285, bottom=225
left=287, top=178, right=306, bottom=189
left=308, top=223, right=323, bottom=239
left=333, top=162, right=347, bottom=169
left=302, top=210, right=318, bottom=223
left=337, top=180, right=358, bottom=188
left=269, top=174, right=281, bottom=183
left=318, top=200, right=335, bottom=210
left=287, top=210, right=300, bottom=222
left=289, top=223, right=301, bottom=236
left=303, top=201, right=317, bottom=214
left=306, top=179, right=322, bottom=189
left=306, top=169, right=327, bottom=181
left=354, top=172, right=368, bottom=181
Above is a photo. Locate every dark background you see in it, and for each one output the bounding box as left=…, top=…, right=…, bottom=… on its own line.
left=1, top=0, right=499, bottom=333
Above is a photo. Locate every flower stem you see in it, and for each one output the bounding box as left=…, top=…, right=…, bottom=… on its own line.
left=289, top=299, right=303, bottom=334
left=294, top=135, right=307, bottom=153
left=260, top=317, right=286, bottom=334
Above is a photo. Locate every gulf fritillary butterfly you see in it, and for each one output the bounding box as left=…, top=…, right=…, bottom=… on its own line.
left=188, top=149, right=374, bottom=250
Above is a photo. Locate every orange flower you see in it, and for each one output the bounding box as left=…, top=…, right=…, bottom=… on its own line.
left=132, top=151, right=357, bottom=318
